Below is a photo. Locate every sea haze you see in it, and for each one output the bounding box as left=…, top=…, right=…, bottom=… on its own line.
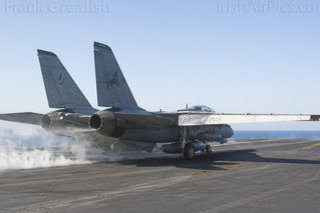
left=233, top=131, right=320, bottom=139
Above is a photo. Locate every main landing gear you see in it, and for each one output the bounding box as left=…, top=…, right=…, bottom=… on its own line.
left=180, top=125, right=213, bottom=159
left=183, top=141, right=212, bottom=159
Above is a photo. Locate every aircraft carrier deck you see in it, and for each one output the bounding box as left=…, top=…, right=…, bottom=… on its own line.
left=0, top=138, right=320, bottom=213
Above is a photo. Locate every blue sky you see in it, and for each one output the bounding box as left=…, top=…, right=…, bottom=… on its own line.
left=0, top=0, right=320, bottom=130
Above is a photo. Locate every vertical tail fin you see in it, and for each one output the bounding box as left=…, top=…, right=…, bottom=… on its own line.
left=37, top=49, right=92, bottom=110
left=93, top=42, right=139, bottom=110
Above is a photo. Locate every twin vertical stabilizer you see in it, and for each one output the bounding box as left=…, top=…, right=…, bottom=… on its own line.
left=38, top=42, right=139, bottom=111
left=93, top=42, right=139, bottom=110
left=37, top=50, right=92, bottom=110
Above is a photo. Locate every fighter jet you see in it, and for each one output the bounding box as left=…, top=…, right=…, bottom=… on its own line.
left=0, top=42, right=319, bottom=159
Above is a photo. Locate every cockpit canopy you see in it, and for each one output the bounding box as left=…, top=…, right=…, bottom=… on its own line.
left=178, top=105, right=215, bottom=113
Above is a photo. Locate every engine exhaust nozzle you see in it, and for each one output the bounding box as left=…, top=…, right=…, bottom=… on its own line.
left=89, top=111, right=124, bottom=138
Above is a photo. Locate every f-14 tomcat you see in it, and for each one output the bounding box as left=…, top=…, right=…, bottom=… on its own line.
left=0, top=42, right=319, bottom=159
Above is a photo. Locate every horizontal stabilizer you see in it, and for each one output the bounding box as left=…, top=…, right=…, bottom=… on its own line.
left=178, top=113, right=320, bottom=126
left=115, top=112, right=173, bottom=129
left=0, top=112, right=43, bottom=126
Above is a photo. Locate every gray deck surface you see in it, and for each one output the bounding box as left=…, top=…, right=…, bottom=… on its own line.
left=0, top=138, right=320, bottom=213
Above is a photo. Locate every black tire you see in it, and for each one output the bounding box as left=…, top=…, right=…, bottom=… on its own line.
left=183, top=143, right=196, bottom=159
left=205, top=145, right=212, bottom=154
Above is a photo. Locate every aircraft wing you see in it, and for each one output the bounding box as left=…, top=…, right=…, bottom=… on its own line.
left=0, top=112, right=43, bottom=126
left=178, top=113, right=320, bottom=126
left=114, top=112, right=173, bottom=129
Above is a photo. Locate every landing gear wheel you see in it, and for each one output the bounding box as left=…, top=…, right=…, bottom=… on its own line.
left=205, top=145, right=212, bottom=154
left=183, top=143, right=196, bottom=160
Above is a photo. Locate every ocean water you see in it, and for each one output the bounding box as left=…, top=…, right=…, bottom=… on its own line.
left=233, top=131, right=320, bottom=139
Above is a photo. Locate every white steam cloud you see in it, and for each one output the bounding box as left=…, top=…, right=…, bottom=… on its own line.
left=0, top=147, right=88, bottom=171
left=0, top=126, right=177, bottom=172
left=0, top=127, right=101, bottom=172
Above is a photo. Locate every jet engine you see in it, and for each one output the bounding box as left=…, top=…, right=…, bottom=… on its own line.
left=40, top=112, right=63, bottom=129
left=89, top=111, right=125, bottom=138
left=41, top=112, right=90, bottom=130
